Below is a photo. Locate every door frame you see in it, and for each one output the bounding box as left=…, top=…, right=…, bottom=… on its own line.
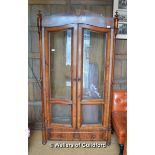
left=77, top=24, right=113, bottom=129
left=44, top=24, right=78, bottom=129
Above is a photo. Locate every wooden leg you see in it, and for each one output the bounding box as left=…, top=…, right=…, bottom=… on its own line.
left=106, top=141, right=111, bottom=146
left=111, top=128, right=114, bottom=134
left=106, top=130, right=111, bottom=146
left=42, top=139, right=47, bottom=145
left=119, top=144, right=124, bottom=155
left=42, top=131, right=47, bottom=145
left=42, top=126, right=47, bottom=145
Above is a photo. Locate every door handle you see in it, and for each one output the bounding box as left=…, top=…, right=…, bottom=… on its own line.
left=77, top=78, right=81, bottom=81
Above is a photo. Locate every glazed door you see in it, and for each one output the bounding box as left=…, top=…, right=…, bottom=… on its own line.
left=44, top=24, right=112, bottom=130
left=44, top=24, right=77, bottom=129
left=77, top=24, right=112, bottom=129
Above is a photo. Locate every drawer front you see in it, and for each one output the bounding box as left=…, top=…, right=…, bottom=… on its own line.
left=47, top=128, right=110, bottom=141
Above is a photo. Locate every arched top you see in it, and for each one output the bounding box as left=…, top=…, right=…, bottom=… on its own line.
left=41, top=11, right=114, bottom=28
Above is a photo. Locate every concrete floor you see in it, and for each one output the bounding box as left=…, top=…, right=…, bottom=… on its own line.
left=28, top=130, right=119, bottom=155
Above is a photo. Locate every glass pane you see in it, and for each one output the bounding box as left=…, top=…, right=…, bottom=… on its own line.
left=82, top=105, right=102, bottom=124
left=82, top=29, right=106, bottom=99
left=49, top=29, right=72, bottom=99
left=51, top=104, right=71, bottom=124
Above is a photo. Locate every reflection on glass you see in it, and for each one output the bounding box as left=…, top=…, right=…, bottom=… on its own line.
left=82, top=29, right=106, bottom=99
left=82, top=105, right=102, bottom=124
left=49, top=29, right=72, bottom=99
left=51, top=104, right=71, bottom=124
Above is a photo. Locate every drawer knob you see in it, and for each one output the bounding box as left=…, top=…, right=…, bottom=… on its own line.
left=91, top=134, right=96, bottom=139
left=73, top=133, right=80, bottom=139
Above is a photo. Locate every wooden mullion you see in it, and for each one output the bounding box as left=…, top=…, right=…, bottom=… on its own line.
left=80, top=124, right=103, bottom=129
left=49, top=99, right=72, bottom=104
left=81, top=99, right=104, bottom=104
left=77, top=25, right=83, bottom=129
left=72, top=24, right=78, bottom=129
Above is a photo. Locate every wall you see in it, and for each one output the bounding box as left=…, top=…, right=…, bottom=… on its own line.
left=28, top=0, right=127, bottom=129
